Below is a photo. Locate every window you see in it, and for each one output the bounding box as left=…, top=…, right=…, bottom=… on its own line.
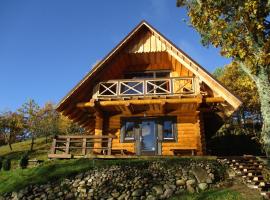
left=163, top=120, right=175, bottom=140
left=124, top=70, right=170, bottom=79
left=121, top=120, right=136, bottom=142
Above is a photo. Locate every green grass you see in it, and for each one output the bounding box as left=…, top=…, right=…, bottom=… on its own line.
left=0, top=158, right=156, bottom=195
left=170, top=188, right=243, bottom=200
left=0, top=137, right=51, bottom=168
left=0, top=159, right=94, bottom=194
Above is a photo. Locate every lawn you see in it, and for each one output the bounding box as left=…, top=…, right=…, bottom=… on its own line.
left=0, top=137, right=51, bottom=168
left=170, top=189, right=243, bottom=200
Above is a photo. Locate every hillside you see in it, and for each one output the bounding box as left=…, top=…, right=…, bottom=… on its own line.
left=0, top=137, right=51, bottom=168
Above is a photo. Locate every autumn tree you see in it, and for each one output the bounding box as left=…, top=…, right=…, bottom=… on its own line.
left=38, top=102, right=60, bottom=143
left=177, top=0, right=270, bottom=155
left=0, top=112, right=24, bottom=150
left=18, top=99, right=41, bottom=151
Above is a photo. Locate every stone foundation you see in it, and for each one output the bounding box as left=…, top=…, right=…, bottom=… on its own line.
left=2, top=159, right=225, bottom=200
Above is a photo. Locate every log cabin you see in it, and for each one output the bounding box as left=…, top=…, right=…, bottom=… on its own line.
left=49, top=21, right=242, bottom=158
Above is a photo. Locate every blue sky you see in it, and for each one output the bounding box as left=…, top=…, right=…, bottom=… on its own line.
left=0, top=0, right=230, bottom=111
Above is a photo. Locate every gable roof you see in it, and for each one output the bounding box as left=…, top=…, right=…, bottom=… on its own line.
left=57, top=20, right=242, bottom=124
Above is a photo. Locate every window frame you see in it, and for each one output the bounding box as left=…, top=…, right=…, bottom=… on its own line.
left=120, top=116, right=177, bottom=143
left=161, top=117, right=177, bottom=142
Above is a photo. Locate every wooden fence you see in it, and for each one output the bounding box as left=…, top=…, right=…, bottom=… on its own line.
left=48, top=135, right=115, bottom=159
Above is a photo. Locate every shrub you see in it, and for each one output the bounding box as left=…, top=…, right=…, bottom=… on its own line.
left=19, top=152, right=29, bottom=169
left=0, top=157, right=3, bottom=171
left=3, top=158, right=11, bottom=171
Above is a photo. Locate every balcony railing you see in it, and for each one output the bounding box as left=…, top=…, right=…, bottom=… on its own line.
left=95, top=77, right=197, bottom=98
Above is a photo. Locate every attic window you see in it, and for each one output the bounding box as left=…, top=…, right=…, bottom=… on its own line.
left=124, top=70, right=170, bottom=79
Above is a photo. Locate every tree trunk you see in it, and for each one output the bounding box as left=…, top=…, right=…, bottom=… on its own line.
left=8, top=141, right=12, bottom=151
left=254, top=67, right=270, bottom=156
left=30, top=134, right=34, bottom=151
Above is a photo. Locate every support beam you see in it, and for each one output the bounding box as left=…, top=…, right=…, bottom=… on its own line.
left=94, top=112, right=103, bottom=154
left=77, top=97, right=203, bottom=108
left=203, top=97, right=225, bottom=103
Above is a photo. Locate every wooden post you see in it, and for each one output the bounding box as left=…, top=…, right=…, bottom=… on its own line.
left=82, top=137, right=87, bottom=155
left=51, top=138, right=57, bottom=154
left=107, top=138, right=112, bottom=155
left=65, top=138, right=70, bottom=154
left=94, top=112, right=103, bottom=153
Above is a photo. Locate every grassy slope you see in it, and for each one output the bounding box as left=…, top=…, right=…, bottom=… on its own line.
left=170, top=189, right=243, bottom=200
left=0, top=137, right=51, bottom=168
left=0, top=140, right=261, bottom=199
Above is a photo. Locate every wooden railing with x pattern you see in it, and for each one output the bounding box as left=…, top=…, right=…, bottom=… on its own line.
left=95, top=77, right=196, bottom=99
left=48, top=135, right=115, bottom=159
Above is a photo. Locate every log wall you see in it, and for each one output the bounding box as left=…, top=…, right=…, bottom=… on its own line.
left=103, top=110, right=204, bottom=155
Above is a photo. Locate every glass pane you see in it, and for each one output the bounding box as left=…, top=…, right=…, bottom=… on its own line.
left=163, top=120, right=174, bottom=139
left=125, top=121, right=135, bottom=139
left=141, top=121, right=156, bottom=151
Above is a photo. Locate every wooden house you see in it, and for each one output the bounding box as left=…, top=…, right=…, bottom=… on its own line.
left=49, top=21, right=242, bottom=158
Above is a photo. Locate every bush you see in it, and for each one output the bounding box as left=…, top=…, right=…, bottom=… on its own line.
left=3, top=158, right=11, bottom=171
left=19, top=152, right=29, bottom=169
left=0, top=157, right=3, bottom=171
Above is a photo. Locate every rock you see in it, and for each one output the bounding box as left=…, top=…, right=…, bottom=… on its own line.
left=191, top=167, right=209, bottom=183
left=65, top=193, right=74, bottom=199
left=79, top=180, right=86, bottom=186
left=78, top=188, right=87, bottom=193
left=198, top=183, right=208, bottom=191
left=209, top=173, right=215, bottom=180
left=186, top=179, right=196, bottom=186
left=117, top=193, right=127, bottom=200
left=162, top=188, right=173, bottom=198
left=146, top=195, right=157, bottom=200
left=111, top=192, right=120, bottom=198
left=152, top=185, right=163, bottom=195
left=132, top=189, right=144, bottom=197
left=187, top=185, right=195, bottom=193
left=226, top=168, right=236, bottom=178
left=176, top=179, right=186, bottom=186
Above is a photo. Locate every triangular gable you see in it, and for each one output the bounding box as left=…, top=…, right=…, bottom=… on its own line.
left=57, top=20, right=241, bottom=119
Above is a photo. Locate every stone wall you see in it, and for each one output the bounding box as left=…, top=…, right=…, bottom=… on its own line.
left=2, top=159, right=225, bottom=200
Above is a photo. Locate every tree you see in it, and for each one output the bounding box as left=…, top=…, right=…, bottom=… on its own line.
left=38, top=102, right=60, bottom=143
left=177, top=0, right=270, bottom=155
left=58, top=114, right=84, bottom=135
left=0, top=112, right=24, bottom=150
left=213, top=64, right=262, bottom=142
left=18, top=99, right=41, bottom=151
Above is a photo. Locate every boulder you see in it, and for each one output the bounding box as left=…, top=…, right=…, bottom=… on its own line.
left=198, top=183, right=208, bottom=191
left=176, top=179, right=186, bottom=186
left=162, top=188, right=173, bottom=198
left=186, top=179, right=196, bottom=186
left=132, top=189, right=144, bottom=197
left=191, top=167, right=209, bottom=183
left=152, top=185, right=163, bottom=195
left=187, top=185, right=195, bottom=193
left=146, top=195, right=157, bottom=200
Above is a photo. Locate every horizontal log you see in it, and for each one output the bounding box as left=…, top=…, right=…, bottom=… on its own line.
left=77, top=98, right=202, bottom=108
left=56, top=135, right=116, bottom=139
left=204, top=97, right=225, bottom=103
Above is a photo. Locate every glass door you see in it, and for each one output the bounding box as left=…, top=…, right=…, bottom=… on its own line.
left=140, top=120, right=156, bottom=155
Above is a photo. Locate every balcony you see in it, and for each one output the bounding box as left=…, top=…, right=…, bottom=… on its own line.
left=94, top=77, right=198, bottom=99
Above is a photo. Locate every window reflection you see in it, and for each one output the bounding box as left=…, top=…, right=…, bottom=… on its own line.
left=125, top=121, right=135, bottom=139
left=163, top=120, right=174, bottom=139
